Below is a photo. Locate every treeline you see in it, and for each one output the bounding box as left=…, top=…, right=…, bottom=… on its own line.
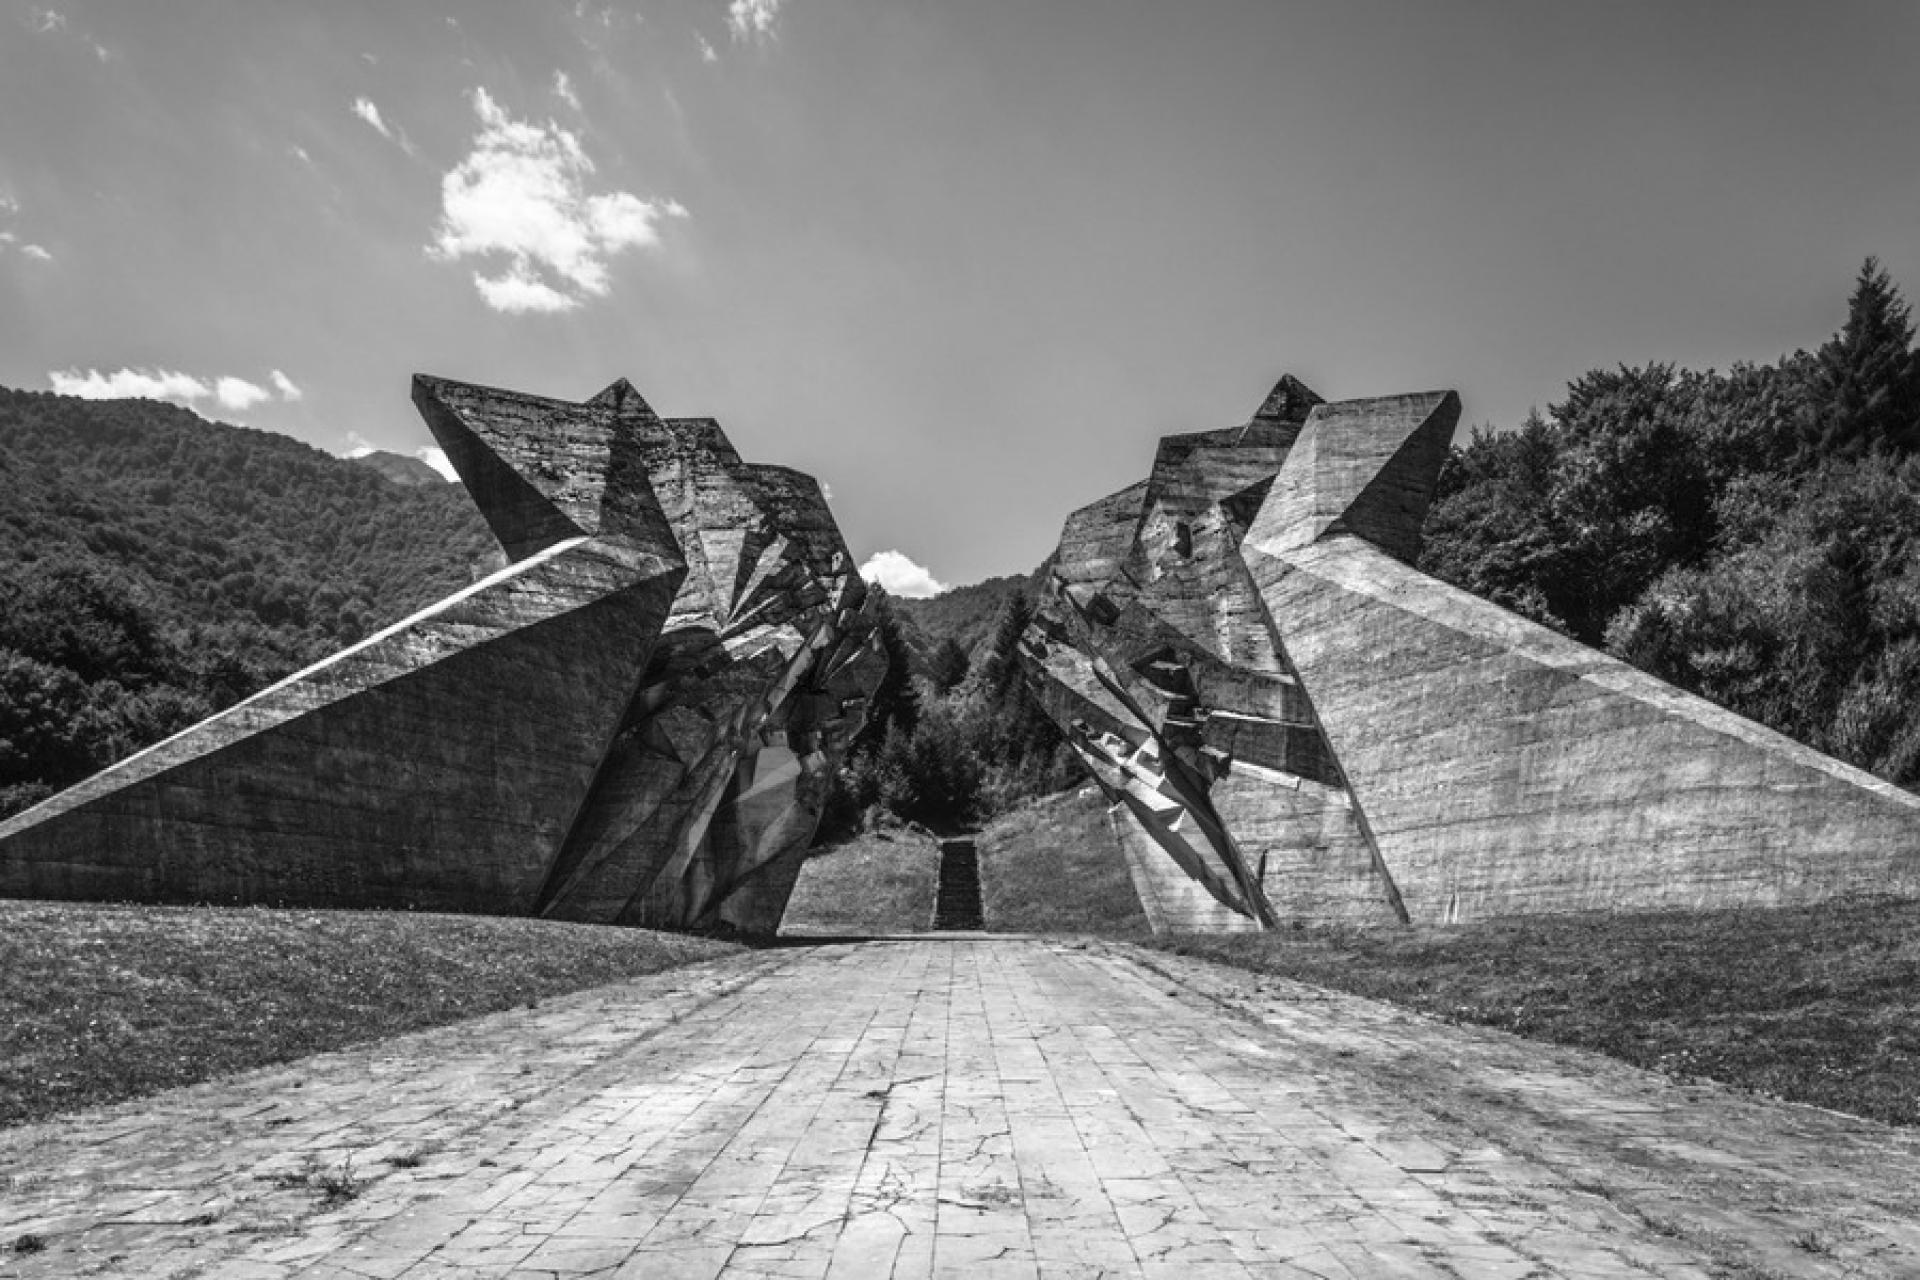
left=819, top=589, right=1084, bottom=837
left=1422, top=257, right=1920, bottom=786
left=0, top=389, right=495, bottom=815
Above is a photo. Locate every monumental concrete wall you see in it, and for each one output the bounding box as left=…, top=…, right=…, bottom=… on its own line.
left=0, top=373, right=883, bottom=931
left=1027, top=370, right=1920, bottom=931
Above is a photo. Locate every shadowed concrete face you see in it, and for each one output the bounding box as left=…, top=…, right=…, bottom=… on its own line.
left=538, top=430, right=886, bottom=932
left=1030, top=369, right=1920, bottom=931
left=0, top=375, right=881, bottom=930
left=1022, top=376, right=1400, bottom=933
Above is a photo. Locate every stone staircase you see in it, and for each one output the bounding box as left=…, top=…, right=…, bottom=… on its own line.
left=932, top=839, right=984, bottom=930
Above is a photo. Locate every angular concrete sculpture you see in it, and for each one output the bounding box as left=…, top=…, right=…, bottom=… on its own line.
left=0, top=375, right=884, bottom=931
left=1025, top=374, right=1920, bottom=930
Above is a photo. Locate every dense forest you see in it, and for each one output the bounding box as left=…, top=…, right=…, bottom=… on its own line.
left=5, top=257, right=1918, bottom=829
left=1420, top=258, right=1920, bottom=788
left=819, top=587, right=1083, bottom=838
left=0, top=388, right=494, bottom=816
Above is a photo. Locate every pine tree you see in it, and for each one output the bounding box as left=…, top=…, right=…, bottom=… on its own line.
left=926, top=637, right=971, bottom=693
left=1808, top=257, right=1919, bottom=458
left=850, top=592, right=919, bottom=757
left=979, top=589, right=1035, bottom=698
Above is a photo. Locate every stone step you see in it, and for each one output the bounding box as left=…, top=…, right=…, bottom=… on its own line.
left=932, top=838, right=984, bottom=930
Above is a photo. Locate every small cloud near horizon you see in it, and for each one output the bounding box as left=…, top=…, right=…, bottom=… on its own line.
left=49, top=366, right=302, bottom=414
left=416, top=446, right=458, bottom=480
left=860, top=550, right=947, bottom=599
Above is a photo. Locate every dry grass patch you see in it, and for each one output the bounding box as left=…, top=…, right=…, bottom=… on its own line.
left=0, top=901, right=741, bottom=1129
left=978, top=788, right=1149, bottom=935
left=1151, top=896, right=1920, bottom=1127
left=781, top=826, right=940, bottom=935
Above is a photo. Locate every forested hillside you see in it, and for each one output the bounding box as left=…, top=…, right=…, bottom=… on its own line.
left=889, top=569, right=1045, bottom=667
left=0, top=388, right=494, bottom=815
left=1421, top=258, right=1920, bottom=788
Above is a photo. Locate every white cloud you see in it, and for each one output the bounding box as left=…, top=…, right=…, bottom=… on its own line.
left=29, top=8, right=65, bottom=34
left=351, top=96, right=415, bottom=154
left=697, top=32, right=719, bottom=63
left=269, top=369, right=303, bottom=401
left=289, top=144, right=313, bottom=166
left=415, top=446, right=458, bottom=481
left=472, top=266, right=577, bottom=314
left=49, top=366, right=301, bottom=413
left=343, top=430, right=376, bottom=458
left=20, top=244, right=52, bottom=262
left=215, top=376, right=271, bottom=411
left=727, top=0, right=782, bottom=42
left=352, top=96, right=392, bottom=139
left=430, top=86, right=687, bottom=314
left=51, top=367, right=214, bottom=404
left=860, top=550, right=948, bottom=599
left=0, top=196, right=18, bottom=216
left=553, top=70, right=581, bottom=111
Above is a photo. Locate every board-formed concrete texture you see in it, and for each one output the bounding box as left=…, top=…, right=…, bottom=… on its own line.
left=1025, top=373, right=1920, bottom=929
left=0, top=375, right=883, bottom=930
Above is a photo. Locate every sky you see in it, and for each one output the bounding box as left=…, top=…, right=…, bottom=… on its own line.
left=2, top=2, right=1917, bottom=594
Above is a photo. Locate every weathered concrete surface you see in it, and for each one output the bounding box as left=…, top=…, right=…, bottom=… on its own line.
left=7, top=939, right=1920, bottom=1278
left=0, top=376, right=690, bottom=914
left=1030, top=370, right=1920, bottom=931
left=1244, top=387, right=1920, bottom=924
left=0, top=374, right=881, bottom=931
left=1022, top=377, right=1399, bottom=933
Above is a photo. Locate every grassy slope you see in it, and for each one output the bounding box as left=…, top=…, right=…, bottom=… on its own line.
left=1150, top=897, right=1920, bottom=1127
left=781, top=827, right=941, bottom=935
left=978, top=787, right=1149, bottom=934
left=0, top=903, right=741, bottom=1129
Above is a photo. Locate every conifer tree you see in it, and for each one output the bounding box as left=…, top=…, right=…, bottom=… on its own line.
left=1808, top=257, right=1919, bottom=458
left=926, top=637, right=971, bottom=693
left=850, top=591, right=919, bottom=757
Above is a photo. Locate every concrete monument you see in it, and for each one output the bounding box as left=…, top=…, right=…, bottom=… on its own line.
left=0, top=375, right=884, bottom=931
left=1024, top=375, right=1920, bottom=930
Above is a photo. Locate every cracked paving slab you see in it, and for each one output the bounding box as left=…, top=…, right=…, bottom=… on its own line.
left=4, top=938, right=1920, bottom=1278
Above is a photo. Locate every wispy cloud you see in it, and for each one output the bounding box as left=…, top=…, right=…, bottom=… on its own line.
left=351, top=96, right=416, bottom=155
left=727, top=0, right=783, bottom=42
left=27, top=8, right=65, bottom=34
left=429, top=87, right=687, bottom=315
left=49, top=367, right=304, bottom=414
left=352, top=96, right=392, bottom=139
left=19, top=244, right=53, bottom=262
left=553, top=70, right=581, bottom=111
left=697, top=32, right=719, bottom=63
left=860, top=550, right=948, bottom=599
left=269, top=369, right=303, bottom=401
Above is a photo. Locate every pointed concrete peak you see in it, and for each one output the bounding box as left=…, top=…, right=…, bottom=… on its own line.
left=587, top=377, right=655, bottom=416
left=410, top=372, right=676, bottom=565
left=1253, top=374, right=1325, bottom=425
left=1246, top=389, right=1460, bottom=563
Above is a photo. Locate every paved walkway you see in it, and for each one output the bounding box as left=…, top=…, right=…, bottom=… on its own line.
left=6, top=939, right=1920, bottom=1279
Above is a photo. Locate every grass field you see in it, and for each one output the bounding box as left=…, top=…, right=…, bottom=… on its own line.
left=1150, top=896, right=1920, bottom=1127
left=0, top=902, right=741, bottom=1129
left=977, top=787, right=1149, bottom=935
left=781, top=826, right=941, bottom=935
